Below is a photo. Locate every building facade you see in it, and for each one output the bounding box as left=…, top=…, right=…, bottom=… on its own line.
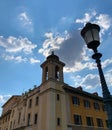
left=0, top=52, right=108, bottom=130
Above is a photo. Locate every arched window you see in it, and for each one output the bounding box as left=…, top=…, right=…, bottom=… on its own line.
left=45, top=67, right=48, bottom=80
left=55, top=66, right=59, bottom=80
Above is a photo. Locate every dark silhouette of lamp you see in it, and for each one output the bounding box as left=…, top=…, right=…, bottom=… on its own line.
left=81, top=22, right=112, bottom=130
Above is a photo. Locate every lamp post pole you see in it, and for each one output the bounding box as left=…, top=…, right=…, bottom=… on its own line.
left=81, top=23, right=112, bottom=130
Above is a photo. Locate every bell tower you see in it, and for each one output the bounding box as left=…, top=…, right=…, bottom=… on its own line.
left=38, top=52, right=68, bottom=130
left=41, top=51, right=65, bottom=83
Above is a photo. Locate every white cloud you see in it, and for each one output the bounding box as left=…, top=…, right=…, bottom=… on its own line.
left=2, top=54, right=40, bottom=64
left=81, top=74, right=100, bottom=89
left=94, top=14, right=112, bottom=39
left=70, top=67, right=112, bottom=95
left=64, top=61, right=96, bottom=73
left=102, top=58, right=112, bottom=68
left=44, top=32, right=53, bottom=39
left=0, top=36, right=37, bottom=54
left=0, top=35, right=40, bottom=64
left=2, top=54, right=27, bottom=63
left=95, top=14, right=111, bottom=31
left=0, top=95, right=12, bottom=115
left=105, top=69, right=112, bottom=87
left=18, top=12, right=34, bottom=32
left=75, top=10, right=97, bottom=24
left=30, top=58, right=40, bottom=64
left=38, top=31, right=69, bottom=57
left=71, top=73, right=100, bottom=92
left=0, top=95, right=11, bottom=104
left=19, top=12, right=32, bottom=25
left=76, top=13, right=91, bottom=24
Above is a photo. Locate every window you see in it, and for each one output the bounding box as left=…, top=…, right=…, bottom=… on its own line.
left=55, top=66, right=60, bottom=80
left=96, top=118, right=103, bottom=127
left=57, top=118, right=61, bottom=126
left=8, top=115, right=10, bottom=121
left=106, top=120, right=109, bottom=128
left=74, top=114, right=82, bottom=125
left=29, top=99, right=32, bottom=108
left=5, top=116, right=7, bottom=122
left=35, top=97, right=39, bottom=105
left=27, top=113, right=31, bottom=126
left=13, top=120, right=15, bottom=128
left=84, top=100, right=90, bottom=108
left=12, top=110, right=15, bottom=117
left=10, top=121, right=12, bottom=130
left=102, top=104, right=106, bottom=111
left=86, top=116, right=94, bottom=126
left=94, top=102, right=100, bottom=110
left=18, top=112, right=21, bottom=124
left=57, top=94, right=60, bottom=101
left=72, top=96, right=80, bottom=105
left=45, top=67, right=48, bottom=80
left=34, top=114, right=38, bottom=124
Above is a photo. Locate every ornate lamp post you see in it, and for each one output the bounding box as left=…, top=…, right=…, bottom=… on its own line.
left=81, top=22, right=112, bottom=130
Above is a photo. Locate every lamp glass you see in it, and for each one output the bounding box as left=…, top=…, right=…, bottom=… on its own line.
left=84, top=29, right=100, bottom=45
left=85, top=30, right=93, bottom=44
left=92, top=29, right=100, bottom=41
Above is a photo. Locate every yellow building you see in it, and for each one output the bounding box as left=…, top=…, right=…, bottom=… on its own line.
left=0, top=52, right=108, bottom=130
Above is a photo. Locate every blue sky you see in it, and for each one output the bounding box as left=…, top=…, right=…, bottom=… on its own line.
left=0, top=0, right=112, bottom=114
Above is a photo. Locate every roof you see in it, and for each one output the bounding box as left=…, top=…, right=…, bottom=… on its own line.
left=63, top=84, right=103, bottom=101
left=41, top=51, right=65, bottom=67
left=2, top=95, right=21, bottom=108
left=47, top=51, right=59, bottom=61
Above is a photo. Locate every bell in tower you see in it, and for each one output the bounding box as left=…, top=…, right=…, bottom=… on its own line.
left=40, top=51, right=65, bottom=83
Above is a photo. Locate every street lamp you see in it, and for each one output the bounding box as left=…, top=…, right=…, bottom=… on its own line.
left=81, top=22, right=112, bottom=130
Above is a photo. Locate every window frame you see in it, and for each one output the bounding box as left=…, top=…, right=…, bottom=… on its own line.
left=94, top=102, right=100, bottom=110
left=74, top=114, right=82, bottom=125
left=86, top=116, right=94, bottom=126
left=57, top=118, right=61, bottom=126
left=72, top=96, right=80, bottom=105
left=27, top=113, right=31, bottom=126
left=96, top=118, right=103, bottom=127
left=29, top=99, right=32, bottom=108
left=34, top=113, right=38, bottom=124
left=18, top=112, right=21, bottom=124
left=84, top=100, right=90, bottom=108
left=57, top=94, right=60, bottom=101
left=35, top=96, right=39, bottom=105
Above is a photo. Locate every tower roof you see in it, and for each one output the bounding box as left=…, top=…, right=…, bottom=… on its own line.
left=47, top=51, right=59, bottom=61
left=41, top=51, right=65, bottom=68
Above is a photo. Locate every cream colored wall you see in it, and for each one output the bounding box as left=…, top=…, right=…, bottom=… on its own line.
left=0, top=113, right=10, bottom=130
left=0, top=96, right=21, bottom=130
left=37, top=80, right=68, bottom=130
left=2, top=96, right=20, bottom=115
left=8, top=97, right=27, bottom=130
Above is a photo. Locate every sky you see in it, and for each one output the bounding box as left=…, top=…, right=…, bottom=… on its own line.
left=0, top=0, right=112, bottom=115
